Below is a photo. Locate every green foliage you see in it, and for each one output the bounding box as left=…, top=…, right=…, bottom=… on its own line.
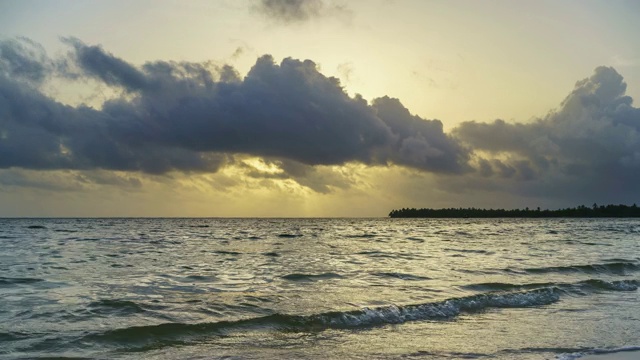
left=388, top=204, right=640, bottom=218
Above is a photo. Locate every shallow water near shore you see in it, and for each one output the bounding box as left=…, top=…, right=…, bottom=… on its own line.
left=1, top=218, right=639, bottom=359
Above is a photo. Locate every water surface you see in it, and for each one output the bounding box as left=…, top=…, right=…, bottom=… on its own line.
left=1, top=218, right=639, bottom=359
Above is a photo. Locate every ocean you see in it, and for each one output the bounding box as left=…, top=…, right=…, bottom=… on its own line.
left=1, top=218, right=639, bottom=359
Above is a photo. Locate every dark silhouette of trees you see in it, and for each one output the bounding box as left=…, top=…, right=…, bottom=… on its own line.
left=388, top=204, right=640, bottom=218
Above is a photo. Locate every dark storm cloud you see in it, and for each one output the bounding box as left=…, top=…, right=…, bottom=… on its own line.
left=453, top=66, right=640, bottom=203
left=6, top=37, right=639, bottom=202
left=0, top=39, right=226, bottom=174
left=61, top=37, right=149, bottom=91
left=0, top=37, right=469, bottom=179
left=373, top=96, right=470, bottom=173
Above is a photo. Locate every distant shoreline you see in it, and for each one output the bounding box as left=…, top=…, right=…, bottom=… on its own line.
left=389, top=204, right=640, bottom=218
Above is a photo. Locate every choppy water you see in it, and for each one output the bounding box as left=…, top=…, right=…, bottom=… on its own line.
left=1, top=218, right=640, bottom=359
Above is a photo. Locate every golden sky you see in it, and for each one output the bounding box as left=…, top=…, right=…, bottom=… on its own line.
left=1, top=0, right=640, bottom=216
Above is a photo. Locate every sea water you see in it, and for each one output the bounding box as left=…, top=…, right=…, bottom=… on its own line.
left=1, top=218, right=639, bottom=359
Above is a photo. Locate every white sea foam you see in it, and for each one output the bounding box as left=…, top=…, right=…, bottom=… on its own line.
left=317, top=288, right=560, bottom=328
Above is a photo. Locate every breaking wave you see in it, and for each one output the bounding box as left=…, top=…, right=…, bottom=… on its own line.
left=83, top=275, right=640, bottom=350
left=86, top=288, right=560, bottom=348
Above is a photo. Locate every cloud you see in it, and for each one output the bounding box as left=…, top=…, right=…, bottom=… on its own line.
left=241, top=157, right=357, bottom=193
left=61, top=37, right=150, bottom=91
left=0, top=37, right=469, bottom=185
left=4, top=37, right=640, bottom=206
left=372, top=97, right=470, bottom=173
left=253, top=0, right=349, bottom=24
left=231, top=46, right=245, bottom=60
left=453, top=66, right=640, bottom=204
left=336, top=62, right=354, bottom=83
left=0, top=37, right=51, bottom=84
left=0, top=168, right=143, bottom=192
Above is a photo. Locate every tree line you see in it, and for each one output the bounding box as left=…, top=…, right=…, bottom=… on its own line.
left=388, top=204, right=640, bottom=218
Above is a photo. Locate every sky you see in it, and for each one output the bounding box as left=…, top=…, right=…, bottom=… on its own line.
left=1, top=0, right=640, bottom=217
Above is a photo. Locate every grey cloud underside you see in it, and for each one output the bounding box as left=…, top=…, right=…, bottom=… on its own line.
left=0, top=37, right=50, bottom=84
left=0, top=38, right=468, bottom=177
left=453, top=66, right=640, bottom=203
left=241, top=157, right=357, bottom=194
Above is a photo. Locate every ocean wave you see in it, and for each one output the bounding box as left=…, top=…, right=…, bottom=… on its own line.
left=0, top=276, right=45, bottom=286
left=444, top=248, right=493, bottom=254
left=213, top=250, right=242, bottom=255
left=463, top=279, right=639, bottom=293
left=0, top=331, right=30, bottom=342
left=277, top=233, right=302, bottom=238
left=356, top=250, right=424, bottom=260
left=85, top=288, right=560, bottom=349
left=87, top=299, right=148, bottom=316
left=462, top=281, right=558, bottom=291
left=580, top=279, right=639, bottom=291
left=315, top=288, right=560, bottom=328
left=371, top=272, right=431, bottom=281
left=281, top=273, right=343, bottom=281
left=512, top=261, right=640, bottom=275
left=345, top=234, right=377, bottom=238
left=25, top=225, right=47, bottom=229
left=557, top=345, right=640, bottom=359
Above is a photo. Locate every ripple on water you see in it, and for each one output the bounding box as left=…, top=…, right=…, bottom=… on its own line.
left=88, top=299, right=148, bottom=316
left=2, top=218, right=640, bottom=359
left=281, top=273, right=343, bottom=281
left=0, top=277, right=45, bottom=286
left=371, top=272, right=431, bottom=281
